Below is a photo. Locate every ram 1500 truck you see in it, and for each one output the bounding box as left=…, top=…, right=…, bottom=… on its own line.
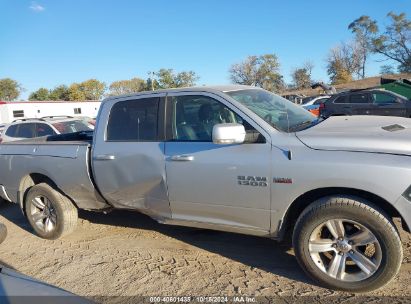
left=1, top=85, right=411, bottom=292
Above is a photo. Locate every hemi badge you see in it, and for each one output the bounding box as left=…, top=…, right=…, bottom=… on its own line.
left=273, top=177, right=293, bottom=184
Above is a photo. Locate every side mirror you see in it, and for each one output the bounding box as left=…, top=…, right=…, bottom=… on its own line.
left=212, top=123, right=245, bottom=145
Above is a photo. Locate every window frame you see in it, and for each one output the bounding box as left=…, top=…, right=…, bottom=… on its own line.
left=105, top=96, right=165, bottom=142
left=164, top=92, right=268, bottom=144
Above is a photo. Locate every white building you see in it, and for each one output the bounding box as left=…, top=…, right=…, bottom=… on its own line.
left=0, top=100, right=101, bottom=124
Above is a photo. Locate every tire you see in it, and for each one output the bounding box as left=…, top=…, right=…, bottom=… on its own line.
left=24, top=183, right=78, bottom=240
left=292, top=196, right=402, bottom=292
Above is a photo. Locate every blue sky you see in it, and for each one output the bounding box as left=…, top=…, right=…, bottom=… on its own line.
left=1, top=0, right=410, bottom=99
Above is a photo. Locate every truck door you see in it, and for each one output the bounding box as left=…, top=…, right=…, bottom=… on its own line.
left=91, top=94, right=171, bottom=219
left=164, top=93, right=272, bottom=234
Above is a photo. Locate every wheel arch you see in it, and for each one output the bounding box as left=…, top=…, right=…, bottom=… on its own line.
left=279, top=187, right=407, bottom=238
left=18, top=173, right=77, bottom=214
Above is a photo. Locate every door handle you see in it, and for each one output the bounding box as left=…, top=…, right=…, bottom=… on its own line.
left=94, top=154, right=116, bottom=161
left=170, top=155, right=194, bottom=161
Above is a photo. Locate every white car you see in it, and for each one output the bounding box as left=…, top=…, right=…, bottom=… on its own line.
left=0, top=116, right=94, bottom=143
left=301, top=95, right=331, bottom=107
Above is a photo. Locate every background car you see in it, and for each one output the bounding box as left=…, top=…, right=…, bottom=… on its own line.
left=0, top=116, right=94, bottom=143
left=320, top=88, right=411, bottom=118
left=301, top=96, right=331, bottom=116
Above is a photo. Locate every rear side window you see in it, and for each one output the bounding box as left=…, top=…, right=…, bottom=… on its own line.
left=5, top=125, right=18, bottom=137
left=349, top=94, right=369, bottom=104
left=107, top=98, right=159, bottom=141
left=333, top=96, right=346, bottom=104
left=16, top=123, right=36, bottom=138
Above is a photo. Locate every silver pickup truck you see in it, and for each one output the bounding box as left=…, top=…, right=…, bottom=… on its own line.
left=1, top=85, right=411, bottom=292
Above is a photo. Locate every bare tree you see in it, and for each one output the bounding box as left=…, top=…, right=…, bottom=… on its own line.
left=348, top=16, right=378, bottom=78
left=372, top=12, right=411, bottom=73
left=327, top=41, right=362, bottom=84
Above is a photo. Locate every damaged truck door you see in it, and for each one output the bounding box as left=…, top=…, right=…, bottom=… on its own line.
left=91, top=94, right=171, bottom=220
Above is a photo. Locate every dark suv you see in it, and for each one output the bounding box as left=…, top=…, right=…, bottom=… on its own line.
left=320, top=89, right=411, bottom=118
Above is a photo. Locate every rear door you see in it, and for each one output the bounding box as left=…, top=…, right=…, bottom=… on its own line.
left=91, top=94, right=171, bottom=219
left=370, top=91, right=406, bottom=117
left=347, top=93, right=373, bottom=115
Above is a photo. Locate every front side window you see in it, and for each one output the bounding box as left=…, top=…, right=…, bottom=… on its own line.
left=106, top=98, right=159, bottom=141
left=36, top=123, right=56, bottom=137
left=169, top=95, right=262, bottom=142
left=225, top=89, right=317, bottom=132
left=372, top=92, right=397, bottom=104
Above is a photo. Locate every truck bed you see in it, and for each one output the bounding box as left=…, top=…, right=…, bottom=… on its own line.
left=0, top=131, right=109, bottom=211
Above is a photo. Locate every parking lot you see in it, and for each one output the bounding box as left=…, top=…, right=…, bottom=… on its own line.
left=0, top=201, right=410, bottom=302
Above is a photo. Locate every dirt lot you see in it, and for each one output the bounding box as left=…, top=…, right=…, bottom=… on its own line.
left=0, top=202, right=410, bottom=303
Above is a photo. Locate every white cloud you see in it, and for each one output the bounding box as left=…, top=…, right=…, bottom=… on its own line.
left=29, top=2, right=45, bottom=12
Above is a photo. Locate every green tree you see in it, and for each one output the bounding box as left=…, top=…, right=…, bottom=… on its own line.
left=68, top=79, right=106, bottom=101
left=348, top=16, right=378, bottom=78
left=371, top=12, right=411, bottom=72
left=154, top=69, right=199, bottom=89
left=29, top=88, right=49, bottom=101
left=229, top=54, right=285, bottom=93
left=108, top=77, right=147, bottom=96
left=0, top=78, right=22, bottom=101
left=49, top=85, right=70, bottom=100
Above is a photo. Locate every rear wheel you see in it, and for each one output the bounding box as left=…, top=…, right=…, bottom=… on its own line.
left=293, top=196, right=402, bottom=292
left=25, top=183, right=78, bottom=240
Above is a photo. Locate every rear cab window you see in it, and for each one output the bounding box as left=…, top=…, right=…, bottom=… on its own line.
left=106, top=98, right=160, bottom=141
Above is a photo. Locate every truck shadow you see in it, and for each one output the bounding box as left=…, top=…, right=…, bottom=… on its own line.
left=78, top=209, right=316, bottom=287
left=0, top=203, right=316, bottom=288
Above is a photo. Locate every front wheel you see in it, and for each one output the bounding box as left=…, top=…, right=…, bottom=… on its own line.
left=293, top=196, right=403, bottom=292
left=25, top=183, right=78, bottom=240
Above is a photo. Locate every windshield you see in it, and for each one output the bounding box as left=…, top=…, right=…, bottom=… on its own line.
left=52, top=120, right=94, bottom=134
left=225, top=89, right=317, bottom=132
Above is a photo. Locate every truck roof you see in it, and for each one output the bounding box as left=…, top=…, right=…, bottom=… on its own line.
left=102, top=85, right=257, bottom=102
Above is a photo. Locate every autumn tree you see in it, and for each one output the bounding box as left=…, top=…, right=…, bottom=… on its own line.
left=291, top=61, right=314, bottom=89
left=0, top=78, right=22, bottom=101
left=108, top=77, right=146, bottom=96
left=68, top=79, right=106, bottom=101
left=229, top=54, right=285, bottom=93
left=326, top=42, right=362, bottom=84
left=29, top=88, right=49, bottom=101
left=348, top=16, right=378, bottom=78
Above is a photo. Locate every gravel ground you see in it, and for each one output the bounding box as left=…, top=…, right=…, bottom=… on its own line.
left=0, top=201, right=410, bottom=303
